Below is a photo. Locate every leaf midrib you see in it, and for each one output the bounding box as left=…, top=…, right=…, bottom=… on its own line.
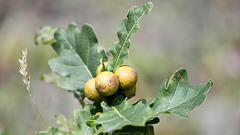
left=112, top=107, right=132, bottom=124
left=113, top=10, right=145, bottom=72
left=59, top=32, right=93, bottom=78
left=156, top=85, right=205, bottom=114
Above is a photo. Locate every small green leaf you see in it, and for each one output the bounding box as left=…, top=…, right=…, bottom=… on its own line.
left=74, top=110, right=95, bottom=135
left=100, top=101, right=111, bottom=112
left=87, top=68, right=212, bottom=133
left=100, top=58, right=107, bottom=72
left=151, top=68, right=213, bottom=118
left=35, top=26, right=57, bottom=45
left=100, top=49, right=108, bottom=63
left=49, top=23, right=106, bottom=91
left=90, top=100, right=154, bottom=133
left=56, top=114, right=78, bottom=133
left=40, top=73, right=60, bottom=84
left=107, top=2, right=153, bottom=72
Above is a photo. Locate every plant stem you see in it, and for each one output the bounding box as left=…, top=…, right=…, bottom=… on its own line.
left=27, top=88, right=56, bottom=135
left=28, top=92, right=52, bottom=135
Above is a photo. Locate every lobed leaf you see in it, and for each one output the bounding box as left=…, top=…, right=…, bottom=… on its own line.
left=88, top=68, right=212, bottom=133
left=107, top=2, right=153, bottom=72
left=89, top=100, right=154, bottom=133
left=151, top=68, right=213, bottom=118
left=49, top=23, right=107, bottom=91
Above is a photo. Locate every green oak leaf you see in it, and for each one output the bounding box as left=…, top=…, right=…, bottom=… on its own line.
left=88, top=68, right=212, bottom=133
left=107, top=2, right=153, bottom=72
left=49, top=23, right=107, bottom=91
left=151, top=68, right=213, bottom=118
left=73, top=110, right=95, bottom=135
left=34, top=26, right=57, bottom=46
left=89, top=100, right=154, bottom=133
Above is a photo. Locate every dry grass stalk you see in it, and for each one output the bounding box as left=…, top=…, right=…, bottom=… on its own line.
left=19, top=48, right=52, bottom=134
left=19, top=48, right=30, bottom=91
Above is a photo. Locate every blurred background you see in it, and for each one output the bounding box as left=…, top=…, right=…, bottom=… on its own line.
left=0, top=0, right=240, bottom=135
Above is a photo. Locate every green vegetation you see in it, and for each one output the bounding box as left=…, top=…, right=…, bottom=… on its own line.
left=34, top=2, right=212, bottom=134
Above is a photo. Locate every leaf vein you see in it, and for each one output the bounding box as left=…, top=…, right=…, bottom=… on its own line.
left=112, top=107, right=132, bottom=124
left=59, top=32, right=93, bottom=78
left=158, top=87, right=205, bottom=114
left=113, top=11, right=145, bottom=72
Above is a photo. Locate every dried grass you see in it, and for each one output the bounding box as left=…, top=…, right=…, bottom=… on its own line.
left=19, top=48, right=52, bottom=134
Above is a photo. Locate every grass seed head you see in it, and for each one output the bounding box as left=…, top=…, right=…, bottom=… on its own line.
left=19, top=48, right=30, bottom=91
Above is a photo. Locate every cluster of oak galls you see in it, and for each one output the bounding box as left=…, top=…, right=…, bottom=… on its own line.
left=84, top=62, right=138, bottom=102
